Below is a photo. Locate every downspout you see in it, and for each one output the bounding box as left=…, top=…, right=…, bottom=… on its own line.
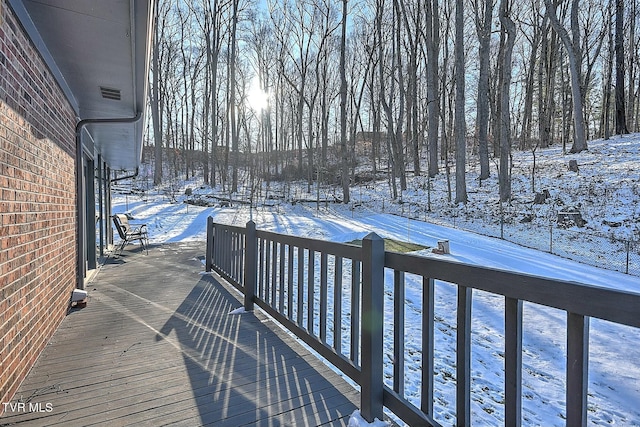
left=75, top=112, right=143, bottom=290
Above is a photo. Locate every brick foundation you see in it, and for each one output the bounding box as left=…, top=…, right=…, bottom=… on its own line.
left=0, top=0, right=78, bottom=413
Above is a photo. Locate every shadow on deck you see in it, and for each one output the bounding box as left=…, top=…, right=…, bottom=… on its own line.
left=1, top=242, right=358, bottom=426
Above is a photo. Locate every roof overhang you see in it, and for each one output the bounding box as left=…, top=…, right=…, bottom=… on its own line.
left=10, top=0, right=156, bottom=171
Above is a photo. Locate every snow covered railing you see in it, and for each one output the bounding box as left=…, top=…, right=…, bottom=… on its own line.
left=205, top=217, right=640, bottom=427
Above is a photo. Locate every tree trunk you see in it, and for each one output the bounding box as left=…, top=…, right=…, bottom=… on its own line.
left=393, top=0, right=407, bottom=192
left=544, top=0, right=588, bottom=153
left=627, top=0, right=636, bottom=131
left=399, top=0, right=421, bottom=177
left=520, top=8, right=543, bottom=151
left=615, top=0, right=628, bottom=134
left=474, top=0, right=493, bottom=181
left=539, top=22, right=558, bottom=149
left=340, top=0, right=350, bottom=203
left=601, top=2, right=613, bottom=140
left=230, top=0, right=239, bottom=192
left=499, top=0, right=516, bottom=202
left=377, top=0, right=398, bottom=199
left=426, top=0, right=440, bottom=178
left=454, top=0, right=467, bottom=204
left=151, top=10, right=163, bottom=185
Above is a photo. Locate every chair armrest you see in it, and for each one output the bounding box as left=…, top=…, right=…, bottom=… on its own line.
left=129, top=223, right=148, bottom=234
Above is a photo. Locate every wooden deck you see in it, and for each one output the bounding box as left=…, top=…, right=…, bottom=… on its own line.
left=1, top=242, right=359, bottom=426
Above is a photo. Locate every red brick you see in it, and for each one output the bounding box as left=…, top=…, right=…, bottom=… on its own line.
left=0, top=2, right=77, bottom=414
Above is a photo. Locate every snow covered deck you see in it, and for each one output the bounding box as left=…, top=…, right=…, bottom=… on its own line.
left=1, top=242, right=360, bottom=426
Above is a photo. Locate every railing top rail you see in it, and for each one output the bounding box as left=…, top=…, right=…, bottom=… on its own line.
left=386, top=251, right=640, bottom=328
left=211, top=222, right=247, bottom=234
left=256, top=228, right=363, bottom=261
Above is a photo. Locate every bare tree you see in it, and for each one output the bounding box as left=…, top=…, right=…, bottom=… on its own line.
left=377, top=0, right=406, bottom=199
left=601, top=0, right=614, bottom=139
left=519, top=0, right=544, bottom=151
left=230, top=0, right=239, bottom=192
left=615, top=0, right=628, bottom=134
left=544, top=0, right=588, bottom=153
left=454, top=0, right=467, bottom=204
left=426, top=0, right=440, bottom=178
left=538, top=17, right=558, bottom=149
left=498, top=0, right=516, bottom=202
left=627, top=0, right=637, bottom=131
left=198, top=0, right=225, bottom=187
left=151, top=5, right=163, bottom=185
left=472, top=0, right=493, bottom=181
left=398, top=0, right=422, bottom=176
left=340, top=0, right=350, bottom=203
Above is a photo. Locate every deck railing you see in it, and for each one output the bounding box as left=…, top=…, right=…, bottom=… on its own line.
left=205, top=217, right=640, bottom=427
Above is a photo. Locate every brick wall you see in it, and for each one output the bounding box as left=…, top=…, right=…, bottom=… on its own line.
left=0, top=1, right=78, bottom=413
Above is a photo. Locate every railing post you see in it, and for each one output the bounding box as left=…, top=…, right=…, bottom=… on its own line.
left=244, top=220, right=257, bottom=311
left=205, top=216, right=214, bottom=272
left=361, top=232, right=385, bottom=422
left=505, top=297, right=523, bottom=427
left=567, top=312, right=589, bottom=427
left=456, top=285, right=472, bottom=427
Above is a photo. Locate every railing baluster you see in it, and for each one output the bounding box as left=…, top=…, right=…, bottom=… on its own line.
left=232, top=231, right=237, bottom=279
left=265, top=238, right=272, bottom=305
left=279, top=242, right=286, bottom=313
left=307, top=249, right=315, bottom=334
left=211, top=223, right=221, bottom=267
left=457, top=285, right=472, bottom=427
left=394, top=270, right=405, bottom=396
left=240, top=231, right=244, bottom=281
left=421, top=277, right=435, bottom=416
left=505, top=297, right=523, bottom=427
left=320, top=252, right=328, bottom=343
left=297, top=247, right=304, bottom=326
left=206, top=216, right=213, bottom=272
left=214, top=226, right=219, bottom=268
left=567, top=312, right=589, bottom=427
left=227, top=231, right=236, bottom=279
left=233, top=231, right=238, bottom=280
left=271, top=240, right=277, bottom=307
left=258, top=238, right=264, bottom=299
left=242, top=230, right=246, bottom=284
left=216, top=225, right=220, bottom=267
left=228, top=231, right=232, bottom=278
left=287, top=244, right=294, bottom=319
left=334, top=256, right=343, bottom=354
left=235, top=231, right=239, bottom=279
left=222, top=229, right=228, bottom=273
left=351, top=259, right=361, bottom=365
left=215, top=230, right=219, bottom=269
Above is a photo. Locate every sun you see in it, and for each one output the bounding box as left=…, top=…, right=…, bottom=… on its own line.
left=246, top=78, right=270, bottom=112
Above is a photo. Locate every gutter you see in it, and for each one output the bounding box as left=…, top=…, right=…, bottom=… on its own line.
left=75, top=112, right=143, bottom=290
left=111, top=167, right=140, bottom=183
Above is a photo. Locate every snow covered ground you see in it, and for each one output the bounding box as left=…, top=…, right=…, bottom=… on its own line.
left=111, top=135, right=640, bottom=426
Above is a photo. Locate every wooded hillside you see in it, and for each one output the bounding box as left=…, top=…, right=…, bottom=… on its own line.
left=148, top=0, right=637, bottom=205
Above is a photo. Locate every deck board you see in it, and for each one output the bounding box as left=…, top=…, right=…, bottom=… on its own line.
left=1, top=242, right=359, bottom=426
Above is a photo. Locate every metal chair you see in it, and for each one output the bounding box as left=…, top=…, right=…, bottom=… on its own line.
left=112, top=214, right=149, bottom=255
